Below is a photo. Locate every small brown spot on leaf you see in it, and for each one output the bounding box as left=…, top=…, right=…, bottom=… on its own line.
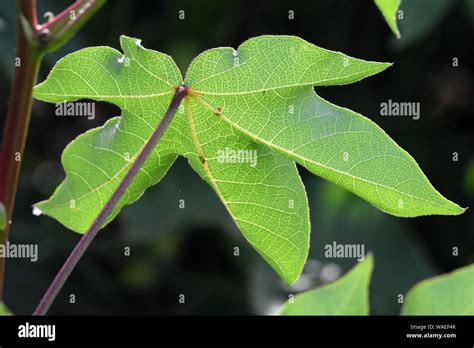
left=199, top=155, right=206, bottom=164
left=214, top=106, right=223, bottom=116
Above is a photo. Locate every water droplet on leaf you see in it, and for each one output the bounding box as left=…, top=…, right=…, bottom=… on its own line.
left=32, top=207, right=42, bottom=216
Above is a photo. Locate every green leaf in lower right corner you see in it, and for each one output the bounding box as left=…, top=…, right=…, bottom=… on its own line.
left=279, top=254, right=374, bottom=315
left=401, top=263, right=474, bottom=315
left=374, top=0, right=402, bottom=38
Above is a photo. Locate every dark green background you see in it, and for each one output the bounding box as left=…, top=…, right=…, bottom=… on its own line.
left=0, top=0, right=473, bottom=315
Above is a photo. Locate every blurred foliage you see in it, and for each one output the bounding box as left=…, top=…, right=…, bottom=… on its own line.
left=393, top=0, right=456, bottom=49
left=307, top=181, right=441, bottom=315
left=279, top=255, right=373, bottom=315
left=0, top=3, right=15, bottom=78
left=465, top=158, right=474, bottom=196
left=0, top=301, right=12, bottom=315
left=401, top=262, right=474, bottom=315
left=0, top=0, right=473, bottom=315
left=374, top=0, right=401, bottom=38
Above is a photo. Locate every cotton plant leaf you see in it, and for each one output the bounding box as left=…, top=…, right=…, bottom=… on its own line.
left=279, top=254, right=374, bottom=315
left=185, top=36, right=464, bottom=217
left=401, top=263, right=474, bottom=315
left=374, top=0, right=402, bottom=38
left=33, top=35, right=464, bottom=284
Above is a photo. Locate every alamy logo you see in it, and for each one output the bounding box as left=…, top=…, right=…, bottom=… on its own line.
left=217, top=147, right=257, bottom=167
left=18, top=322, right=56, bottom=341
left=55, top=101, right=95, bottom=120
left=380, top=99, right=420, bottom=120
left=324, top=242, right=365, bottom=261
left=0, top=242, right=38, bottom=262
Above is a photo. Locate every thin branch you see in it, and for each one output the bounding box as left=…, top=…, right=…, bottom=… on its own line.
left=0, top=0, right=106, bottom=301
left=0, top=0, right=43, bottom=300
left=36, top=0, right=107, bottom=53
left=33, top=86, right=189, bottom=316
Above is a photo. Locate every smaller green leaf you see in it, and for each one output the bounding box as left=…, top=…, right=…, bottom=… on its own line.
left=375, top=0, right=402, bottom=38
left=279, top=254, right=374, bottom=315
left=0, top=301, right=12, bottom=315
left=402, top=263, right=474, bottom=315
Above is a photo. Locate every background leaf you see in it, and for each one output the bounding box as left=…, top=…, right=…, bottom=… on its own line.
left=374, top=0, right=402, bottom=38
left=279, top=254, right=373, bottom=315
left=307, top=181, right=440, bottom=315
left=0, top=301, right=12, bottom=315
left=393, top=0, right=455, bottom=49
left=401, top=263, right=474, bottom=315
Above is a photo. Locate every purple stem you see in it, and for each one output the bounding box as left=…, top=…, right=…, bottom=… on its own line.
left=33, top=86, right=188, bottom=315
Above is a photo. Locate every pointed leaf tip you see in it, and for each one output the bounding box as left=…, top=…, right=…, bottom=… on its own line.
left=374, top=0, right=402, bottom=38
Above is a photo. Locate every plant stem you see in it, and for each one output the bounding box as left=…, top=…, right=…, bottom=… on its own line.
left=33, top=86, right=189, bottom=316
left=0, top=0, right=106, bottom=301
left=0, top=0, right=43, bottom=301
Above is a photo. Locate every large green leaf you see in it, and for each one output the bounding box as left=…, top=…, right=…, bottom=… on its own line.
left=279, top=254, right=374, bottom=315
left=401, top=263, right=474, bottom=315
left=33, top=35, right=464, bottom=284
left=374, top=0, right=402, bottom=38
